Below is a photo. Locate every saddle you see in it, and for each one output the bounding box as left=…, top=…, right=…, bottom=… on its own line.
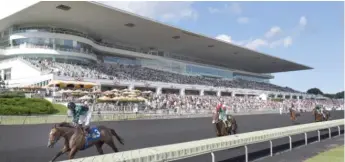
left=80, top=127, right=101, bottom=150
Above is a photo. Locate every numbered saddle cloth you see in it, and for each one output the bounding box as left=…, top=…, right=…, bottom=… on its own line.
left=81, top=127, right=101, bottom=150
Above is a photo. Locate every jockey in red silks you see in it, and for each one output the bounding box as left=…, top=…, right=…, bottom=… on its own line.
left=212, top=100, right=229, bottom=127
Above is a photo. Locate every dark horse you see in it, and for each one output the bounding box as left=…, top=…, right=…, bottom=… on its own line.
left=214, top=115, right=237, bottom=137
left=47, top=122, right=124, bottom=161
left=312, top=108, right=330, bottom=122
left=289, top=108, right=300, bottom=122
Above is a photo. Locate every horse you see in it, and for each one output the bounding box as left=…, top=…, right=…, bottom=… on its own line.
left=312, top=108, right=330, bottom=122
left=214, top=115, right=237, bottom=137
left=47, top=122, right=124, bottom=162
left=289, top=108, right=300, bottom=122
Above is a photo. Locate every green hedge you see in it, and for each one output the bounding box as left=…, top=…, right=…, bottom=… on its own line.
left=0, top=91, right=25, bottom=98
left=0, top=98, right=56, bottom=115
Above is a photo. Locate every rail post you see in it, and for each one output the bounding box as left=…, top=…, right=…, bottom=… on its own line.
left=288, top=136, right=292, bottom=151
left=269, top=140, right=273, bottom=156
left=211, top=152, right=215, bottom=162
left=304, top=133, right=307, bottom=145
left=338, top=126, right=341, bottom=135
left=23, top=116, right=28, bottom=124
left=328, top=128, right=331, bottom=139
left=318, top=130, right=321, bottom=142
left=244, top=145, right=248, bottom=162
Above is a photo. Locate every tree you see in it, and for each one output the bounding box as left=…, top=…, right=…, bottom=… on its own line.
left=335, top=91, right=344, bottom=99
left=306, top=88, right=323, bottom=95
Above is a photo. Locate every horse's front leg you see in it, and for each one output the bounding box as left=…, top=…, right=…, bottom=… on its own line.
left=50, top=146, right=70, bottom=162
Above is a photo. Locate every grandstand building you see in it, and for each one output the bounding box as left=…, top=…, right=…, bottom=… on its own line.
left=0, top=1, right=317, bottom=99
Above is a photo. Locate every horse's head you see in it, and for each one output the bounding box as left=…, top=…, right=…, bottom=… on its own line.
left=47, top=124, right=65, bottom=148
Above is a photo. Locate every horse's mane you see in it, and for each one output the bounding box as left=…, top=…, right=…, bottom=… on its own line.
left=57, top=122, right=75, bottom=128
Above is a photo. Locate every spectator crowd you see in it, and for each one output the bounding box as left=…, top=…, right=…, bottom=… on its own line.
left=26, top=58, right=300, bottom=93
left=23, top=57, right=343, bottom=115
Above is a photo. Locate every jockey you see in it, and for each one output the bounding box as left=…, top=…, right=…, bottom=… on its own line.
left=67, top=101, right=92, bottom=134
left=215, top=100, right=229, bottom=127
left=315, top=104, right=326, bottom=118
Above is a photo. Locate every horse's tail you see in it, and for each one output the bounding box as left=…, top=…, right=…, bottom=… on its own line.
left=110, top=129, right=124, bottom=145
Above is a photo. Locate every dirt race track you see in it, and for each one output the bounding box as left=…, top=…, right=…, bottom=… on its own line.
left=0, top=111, right=343, bottom=162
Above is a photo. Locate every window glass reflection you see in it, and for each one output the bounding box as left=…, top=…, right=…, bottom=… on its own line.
left=11, top=37, right=94, bottom=56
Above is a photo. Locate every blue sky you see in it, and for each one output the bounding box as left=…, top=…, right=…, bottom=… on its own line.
left=1, top=1, right=343, bottom=93
left=102, top=1, right=344, bottom=93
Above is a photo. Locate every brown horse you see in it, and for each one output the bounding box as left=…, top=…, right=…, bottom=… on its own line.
left=289, top=108, right=300, bottom=122
left=312, top=109, right=330, bottom=122
left=214, top=115, right=237, bottom=137
left=47, top=122, right=124, bottom=162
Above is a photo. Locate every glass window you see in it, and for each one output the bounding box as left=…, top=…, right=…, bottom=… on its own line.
left=64, top=40, right=73, bottom=48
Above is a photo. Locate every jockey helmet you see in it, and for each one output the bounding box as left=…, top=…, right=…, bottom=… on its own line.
left=67, top=102, right=76, bottom=110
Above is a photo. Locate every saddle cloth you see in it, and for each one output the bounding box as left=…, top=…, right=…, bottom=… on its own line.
left=81, top=127, right=101, bottom=150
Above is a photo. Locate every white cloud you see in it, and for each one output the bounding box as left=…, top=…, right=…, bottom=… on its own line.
left=269, top=36, right=293, bottom=48
left=208, top=7, right=221, bottom=14
left=237, top=17, right=249, bottom=24
left=216, top=16, right=306, bottom=51
left=299, top=16, right=307, bottom=27
left=100, top=1, right=198, bottom=23
left=216, top=34, right=232, bottom=43
left=265, top=26, right=282, bottom=38
left=245, top=39, right=268, bottom=50
left=229, top=3, right=242, bottom=15
left=283, top=36, right=293, bottom=47
left=208, top=3, right=242, bottom=15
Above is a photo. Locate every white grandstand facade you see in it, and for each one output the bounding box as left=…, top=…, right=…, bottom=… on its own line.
left=0, top=1, right=320, bottom=99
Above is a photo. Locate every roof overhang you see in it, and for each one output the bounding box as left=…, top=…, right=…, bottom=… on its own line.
left=0, top=1, right=313, bottom=73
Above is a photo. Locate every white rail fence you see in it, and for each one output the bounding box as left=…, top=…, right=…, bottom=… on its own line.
left=0, top=110, right=279, bottom=125
left=60, top=119, right=344, bottom=162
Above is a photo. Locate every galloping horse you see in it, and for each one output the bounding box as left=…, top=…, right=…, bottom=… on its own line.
left=47, top=122, right=124, bottom=161
left=312, top=108, right=330, bottom=122
left=214, top=115, right=237, bottom=137
left=289, top=108, right=300, bottom=122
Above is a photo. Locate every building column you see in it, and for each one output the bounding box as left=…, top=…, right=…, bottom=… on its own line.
left=0, top=70, right=4, bottom=81
left=156, top=87, right=162, bottom=95
left=180, top=88, right=185, bottom=96
left=217, top=90, right=221, bottom=97
left=128, top=85, right=134, bottom=90
left=199, top=90, right=204, bottom=96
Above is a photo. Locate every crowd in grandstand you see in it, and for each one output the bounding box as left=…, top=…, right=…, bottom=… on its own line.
left=53, top=89, right=344, bottom=114
left=25, top=58, right=300, bottom=93
left=21, top=57, right=344, bottom=115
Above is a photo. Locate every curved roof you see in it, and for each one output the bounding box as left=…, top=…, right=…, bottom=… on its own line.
left=0, top=1, right=312, bottom=74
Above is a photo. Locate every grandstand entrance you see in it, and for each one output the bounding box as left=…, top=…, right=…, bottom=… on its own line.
left=204, top=91, right=217, bottom=96
left=135, top=86, right=156, bottom=92
left=221, top=92, right=232, bottom=96
left=185, top=89, right=199, bottom=95
left=161, top=88, right=179, bottom=94
left=101, top=85, right=128, bottom=91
